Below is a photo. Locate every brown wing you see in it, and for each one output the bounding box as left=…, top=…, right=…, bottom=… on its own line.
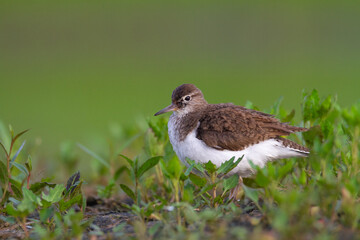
left=196, top=104, right=307, bottom=151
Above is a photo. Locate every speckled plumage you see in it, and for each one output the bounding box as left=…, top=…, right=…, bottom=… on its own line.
left=155, top=84, right=309, bottom=177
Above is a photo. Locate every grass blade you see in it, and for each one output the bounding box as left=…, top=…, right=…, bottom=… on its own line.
left=77, top=143, right=110, bottom=169
left=10, top=141, right=26, bottom=164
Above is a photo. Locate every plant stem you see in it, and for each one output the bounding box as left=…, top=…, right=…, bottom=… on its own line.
left=27, top=172, right=31, bottom=189
left=135, top=177, right=139, bottom=206
left=17, top=216, right=29, bottom=238
left=6, top=142, right=14, bottom=195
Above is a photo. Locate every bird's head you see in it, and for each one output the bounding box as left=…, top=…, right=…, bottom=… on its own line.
left=154, top=84, right=207, bottom=116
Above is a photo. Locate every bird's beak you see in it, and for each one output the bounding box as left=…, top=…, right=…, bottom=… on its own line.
left=154, top=104, right=178, bottom=116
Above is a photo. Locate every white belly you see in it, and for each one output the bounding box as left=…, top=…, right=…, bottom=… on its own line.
left=168, top=117, right=304, bottom=177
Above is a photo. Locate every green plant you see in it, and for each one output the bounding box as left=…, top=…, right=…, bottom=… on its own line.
left=0, top=127, right=30, bottom=205
left=120, top=155, right=161, bottom=205
left=2, top=89, right=360, bottom=239
left=0, top=127, right=87, bottom=238
left=185, top=157, right=243, bottom=207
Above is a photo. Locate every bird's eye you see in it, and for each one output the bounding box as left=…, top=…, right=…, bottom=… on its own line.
left=184, top=96, right=191, bottom=101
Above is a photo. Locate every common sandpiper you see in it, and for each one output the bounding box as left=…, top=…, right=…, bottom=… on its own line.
left=155, top=84, right=309, bottom=198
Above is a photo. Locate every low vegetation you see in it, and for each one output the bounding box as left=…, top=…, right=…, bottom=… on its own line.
left=1, top=89, right=360, bottom=239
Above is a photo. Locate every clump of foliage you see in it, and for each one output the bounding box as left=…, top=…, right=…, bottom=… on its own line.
left=0, top=127, right=87, bottom=239
left=1, top=89, right=360, bottom=239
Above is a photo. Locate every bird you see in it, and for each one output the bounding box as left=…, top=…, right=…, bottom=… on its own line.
left=154, top=84, right=309, bottom=198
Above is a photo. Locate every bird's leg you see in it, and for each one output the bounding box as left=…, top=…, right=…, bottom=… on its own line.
left=228, top=176, right=243, bottom=201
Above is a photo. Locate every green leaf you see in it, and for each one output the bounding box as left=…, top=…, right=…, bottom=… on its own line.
left=184, top=162, right=195, bottom=176
left=165, top=157, right=183, bottom=179
left=9, top=179, right=23, bottom=199
left=17, top=188, right=41, bottom=214
left=223, top=175, right=239, bottom=192
left=204, top=161, right=217, bottom=174
left=189, top=173, right=207, bottom=187
left=39, top=206, right=55, bottom=223
left=163, top=141, right=175, bottom=161
left=302, top=89, right=320, bottom=122
left=242, top=178, right=262, bottom=188
left=120, top=184, right=135, bottom=201
left=69, top=181, right=83, bottom=199
left=119, top=154, right=134, bottom=168
left=282, top=109, right=295, bottom=122
left=303, top=125, right=323, bottom=145
left=186, top=158, right=205, bottom=174
left=148, top=117, right=168, bottom=140
left=319, top=95, right=333, bottom=118
left=254, top=168, right=270, bottom=187
left=0, top=160, right=8, bottom=185
left=42, top=184, right=65, bottom=203
left=97, top=182, right=115, bottom=199
left=270, top=96, right=283, bottom=115
left=11, top=129, right=29, bottom=146
left=11, top=162, right=29, bottom=175
left=137, top=156, right=161, bottom=178
left=30, top=182, right=56, bottom=195
left=198, top=182, right=218, bottom=196
left=217, top=156, right=243, bottom=175
left=22, top=187, right=42, bottom=206
left=66, top=171, right=80, bottom=194
left=77, top=143, right=110, bottom=169
left=18, top=198, right=35, bottom=213
left=299, top=169, right=307, bottom=185
left=25, top=155, right=32, bottom=172
left=183, top=184, right=195, bottom=203
left=134, top=157, right=139, bottom=176
left=59, top=194, right=83, bottom=212
left=243, top=185, right=259, bottom=204
left=10, top=140, right=26, bottom=164
left=6, top=203, right=21, bottom=217
left=0, top=215, right=15, bottom=224
left=0, top=141, right=7, bottom=155
left=277, top=160, right=295, bottom=180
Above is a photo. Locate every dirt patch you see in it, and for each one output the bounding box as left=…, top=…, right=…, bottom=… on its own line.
left=0, top=196, right=264, bottom=239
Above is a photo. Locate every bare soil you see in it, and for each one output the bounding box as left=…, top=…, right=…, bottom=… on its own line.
left=0, top=196, right=264, bottom=239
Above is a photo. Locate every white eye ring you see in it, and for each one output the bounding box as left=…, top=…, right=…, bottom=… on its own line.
left=184, top=95, right=191, bottom=101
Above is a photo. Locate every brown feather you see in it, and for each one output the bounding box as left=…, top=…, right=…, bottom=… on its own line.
left=195, top=104, right=308, bottom=151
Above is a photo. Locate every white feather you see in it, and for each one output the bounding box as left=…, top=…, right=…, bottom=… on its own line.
left=168, top=117, right=307, bottom=177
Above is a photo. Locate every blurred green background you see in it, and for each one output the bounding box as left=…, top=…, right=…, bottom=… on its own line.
left=1, top=1, right=360, bottom=156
